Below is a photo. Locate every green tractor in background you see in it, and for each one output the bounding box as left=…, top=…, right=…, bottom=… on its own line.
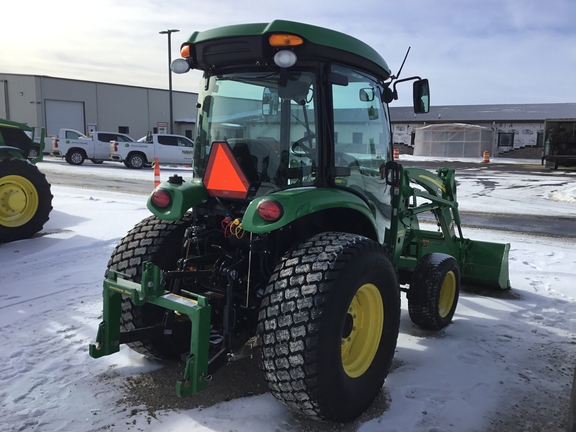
left=90, top=20, right=510, bottom=423
left=0, top=119, right=53, bottom=243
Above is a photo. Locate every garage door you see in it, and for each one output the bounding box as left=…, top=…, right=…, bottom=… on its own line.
left=45, top=100, right=85, bottom=136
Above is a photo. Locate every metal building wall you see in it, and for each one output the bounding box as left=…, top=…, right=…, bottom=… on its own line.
left=0, top=73, right=197, bottom=140
left=0, top=74, right=41, bottom=127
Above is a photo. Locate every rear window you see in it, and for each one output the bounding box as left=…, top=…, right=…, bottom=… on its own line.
left=0, top=127, right=32, bottom=156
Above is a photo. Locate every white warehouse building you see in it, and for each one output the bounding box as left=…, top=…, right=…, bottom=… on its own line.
left=0, top=73, right=199, bottom=141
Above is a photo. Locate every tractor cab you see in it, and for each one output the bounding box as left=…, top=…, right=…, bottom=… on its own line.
left=156, top=20, right=429, bottom=243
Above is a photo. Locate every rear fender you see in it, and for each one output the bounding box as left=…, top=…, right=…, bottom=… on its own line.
left=241, top=188, right=377, bottom=235
left=147, top=178, right=207, bottom=220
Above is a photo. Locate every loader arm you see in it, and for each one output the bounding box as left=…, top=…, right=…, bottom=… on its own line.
left=385, top=163, right=510, bottom=289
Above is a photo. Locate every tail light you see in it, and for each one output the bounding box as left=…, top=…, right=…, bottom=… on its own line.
left=113, top=141, right=118, bottom=152
left=54, top=138, right=59, bottom=148
left=151, top=189, right=172, bottom=209
left=257, top=199, right=284, bottom=222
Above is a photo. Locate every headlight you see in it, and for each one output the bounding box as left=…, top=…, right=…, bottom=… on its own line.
left=273, top=50, right=297, bottom=68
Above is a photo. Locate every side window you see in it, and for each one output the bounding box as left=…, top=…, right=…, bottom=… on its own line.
left=331, top=64, right=392, bottom=221
left=115, top=134, right=133, bottom=142
left=177, top=137, right=193, bottom=147
left=158, top=136, right=178, bottom=146
left=331, top=67, right=389, bottom=164
left=98, top=133, right=114, bottom=142
left=66, top=131, right=83, bottom=139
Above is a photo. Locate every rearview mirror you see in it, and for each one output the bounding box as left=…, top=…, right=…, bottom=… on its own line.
left=278, top=78, right=310, bottom=102
left=382, top=161, right=401, bottom=185
left=413, top=79, right=430, bottom=114
left=262, top=88, right=279, bottom=116
left=359, top=88, right=375, bottom=102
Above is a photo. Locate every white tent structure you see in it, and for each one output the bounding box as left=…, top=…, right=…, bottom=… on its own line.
left=414, top=123, right=494, bottom=157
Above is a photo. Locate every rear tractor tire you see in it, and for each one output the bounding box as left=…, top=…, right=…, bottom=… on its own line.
left=408, top=253, right=460, bottom=330
left=0, top=158, right=53, bottom=243
left=258, top=232, right=401, bottom=422
left=107, top=213, right=194, bottom=360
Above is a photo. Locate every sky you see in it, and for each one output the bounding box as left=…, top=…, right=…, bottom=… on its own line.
left=2, top=0, right=575, bottom=107
left=0, top=156, right=575, bottom=431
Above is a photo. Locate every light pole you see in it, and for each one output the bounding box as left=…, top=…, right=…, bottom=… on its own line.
left=159, top=29, right=179, bottom=134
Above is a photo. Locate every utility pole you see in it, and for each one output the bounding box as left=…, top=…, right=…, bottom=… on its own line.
left=159, top=29, right=179, bottom=134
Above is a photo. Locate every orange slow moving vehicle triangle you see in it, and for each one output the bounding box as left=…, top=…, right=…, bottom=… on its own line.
left=203, top=141, right=251, bottom=199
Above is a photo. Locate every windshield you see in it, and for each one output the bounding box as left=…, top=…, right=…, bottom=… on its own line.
left=194, top=71, right=318, bottom=196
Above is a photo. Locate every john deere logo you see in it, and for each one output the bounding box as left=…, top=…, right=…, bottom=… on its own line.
left=125, top=143, right=130, bottom=147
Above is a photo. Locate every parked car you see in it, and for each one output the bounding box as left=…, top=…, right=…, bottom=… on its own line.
left=109, top=132, right=194, bottom=168
left=51, top=129, right=135, bottom=165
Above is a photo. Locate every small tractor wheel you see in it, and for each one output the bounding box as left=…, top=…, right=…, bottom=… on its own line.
left=0, top=158, right=53, bottom=243
left=258, top=232, right=400, bottom=422
left=408, top=253, right=460, bottom=330
left=65, top=149, right=85, bottom=165
left=106, top=213, right=194, bottom=360
left=28, top=148, right=39, bottom=159
left=126, top=153, right=146, bottom=169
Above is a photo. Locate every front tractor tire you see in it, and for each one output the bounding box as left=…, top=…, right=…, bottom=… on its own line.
left=258, top=232, right=401, bottom=422
left=106, top=213, right=193, bottom=360
left=0, top=158, right=53, bottom=243
left=408, top=253, right=460, bottom=330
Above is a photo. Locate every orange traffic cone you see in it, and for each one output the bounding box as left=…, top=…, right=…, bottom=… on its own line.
left=153, top=157, right=161, bottom=187
left=481, top=151, right=490, bottom=163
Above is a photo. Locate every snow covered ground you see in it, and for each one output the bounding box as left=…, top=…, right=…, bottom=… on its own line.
left=1, top=158, right=575, bottom=432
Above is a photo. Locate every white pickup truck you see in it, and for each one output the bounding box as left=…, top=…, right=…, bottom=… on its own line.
left=51, top=128, right=135, bottom=165
left=109, top=132, right=194, bottom=168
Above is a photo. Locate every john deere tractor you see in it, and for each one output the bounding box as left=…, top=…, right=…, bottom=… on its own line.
left=90, top=20, right=510, bottom=423
left=0, top=119, right=53, bottom=243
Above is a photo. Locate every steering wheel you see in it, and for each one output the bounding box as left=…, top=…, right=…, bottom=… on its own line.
left=291, top=133, right=316, bottom=157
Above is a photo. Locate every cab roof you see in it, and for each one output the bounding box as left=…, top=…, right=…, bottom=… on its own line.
left=184, top=20, right=392, bottom=80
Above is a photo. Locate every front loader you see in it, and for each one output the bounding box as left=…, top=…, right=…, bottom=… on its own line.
left=89, top=20, right=510, bottom=423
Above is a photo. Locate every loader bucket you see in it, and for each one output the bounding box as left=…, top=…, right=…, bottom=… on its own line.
left=460, top=239, right=511, bottom=289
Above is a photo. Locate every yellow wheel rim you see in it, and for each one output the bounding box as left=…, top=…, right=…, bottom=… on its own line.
left=438, top=270, right=456, bottom=318
left=0, top=175, right=39, bottom=227
left=341, top=283, right=383, bottom=378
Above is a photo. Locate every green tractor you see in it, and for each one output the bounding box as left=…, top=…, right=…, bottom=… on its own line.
left=90, top=20, right=510, bottom=422
left=0, top=119, right=53, bottom=243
